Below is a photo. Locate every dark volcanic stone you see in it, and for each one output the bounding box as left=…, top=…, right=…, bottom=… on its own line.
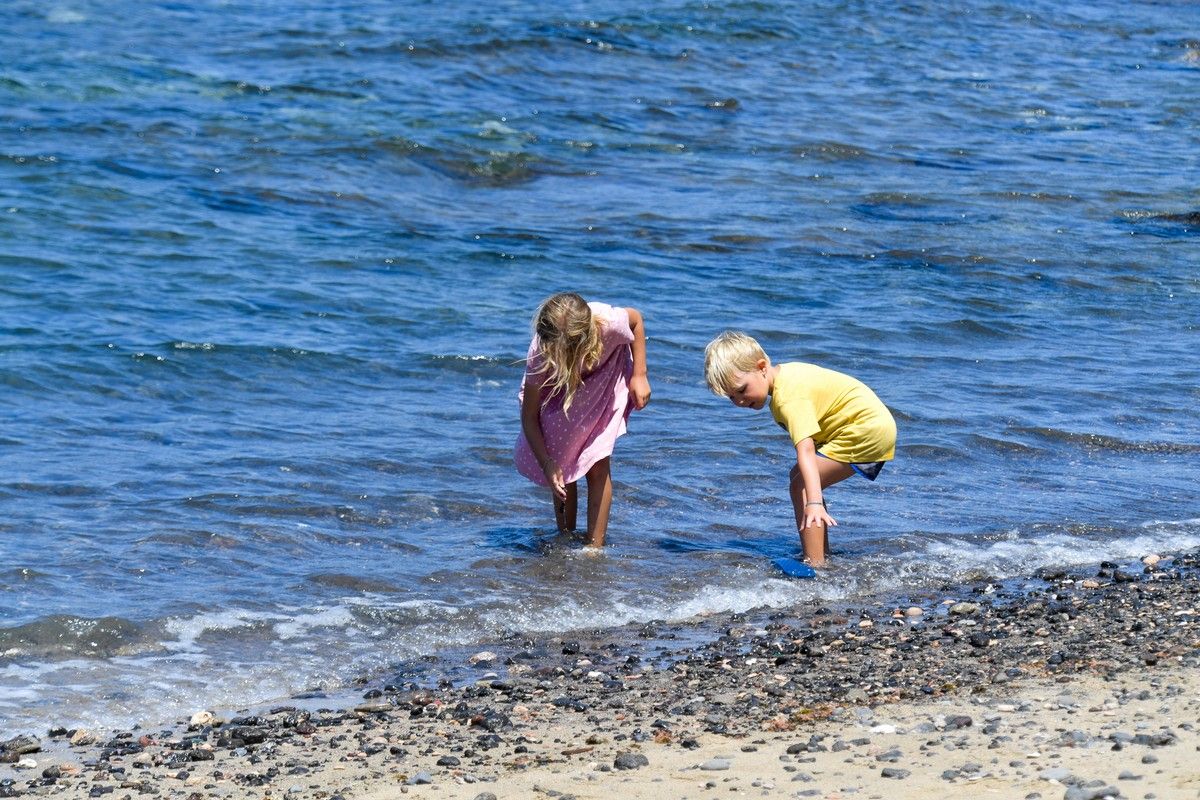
left=614, top=752, right=649, bottom=770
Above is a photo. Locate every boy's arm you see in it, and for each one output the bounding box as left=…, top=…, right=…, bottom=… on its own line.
left=520, top=379, right=566, bottom=499
left=796, top=438, right=837, bottom=529
left=626, top=307, right=651, bottom=409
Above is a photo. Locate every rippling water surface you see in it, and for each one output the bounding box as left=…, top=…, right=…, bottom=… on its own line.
left=2, top=0, right=1198, bottom=734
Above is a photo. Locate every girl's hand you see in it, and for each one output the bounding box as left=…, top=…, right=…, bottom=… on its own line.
left=629, top=374, right=652, bottom=409
left=542, top=459, right=567, bottom=500
left=804, top=504, right=837, bottom=530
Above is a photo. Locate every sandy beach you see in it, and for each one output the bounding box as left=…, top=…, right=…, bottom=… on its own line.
left=3, top=552, right=1198, bottom=800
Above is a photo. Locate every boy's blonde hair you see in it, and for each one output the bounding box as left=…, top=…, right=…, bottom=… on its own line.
left=704, top=330, right=769, bottom=396
left=532, top=292, right=604, bottom=413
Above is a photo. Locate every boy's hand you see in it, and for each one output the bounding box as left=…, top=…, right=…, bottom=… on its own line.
left=804, top=504, right=837, bottom=530
left=629, top=374, right=652, bottom=409
left=542, top=459, right=567, bottom=500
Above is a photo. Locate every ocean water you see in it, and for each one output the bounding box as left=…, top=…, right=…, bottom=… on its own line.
left=1, top=0, right=1198, bottom=735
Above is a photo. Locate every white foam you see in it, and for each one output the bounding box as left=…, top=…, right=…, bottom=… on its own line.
left=911, top=521, right=1200, bottom=583
left=46, top=8, right=86, bottom=23
left=273, top=605, right=358, bottom=640
left=163, top=608, right=281, bottom=652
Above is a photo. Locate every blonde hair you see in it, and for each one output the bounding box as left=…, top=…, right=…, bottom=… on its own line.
left=704, top=330, right=769, bottom=396
left=531, top=292, right=603, bottom=413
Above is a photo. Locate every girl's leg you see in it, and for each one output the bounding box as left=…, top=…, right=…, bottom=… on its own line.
left=789, top=459, right=854, bottom=565
left=554, top=482, right=578, bottom=533
left=584, top=457, right=613, bottom=547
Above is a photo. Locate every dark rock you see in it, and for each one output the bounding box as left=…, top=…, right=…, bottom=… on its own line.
left=881, top=767, right=911, bottom=779
left=0, top=736, right=40, bottom=755
left=613, top=752, right=649, bottom=770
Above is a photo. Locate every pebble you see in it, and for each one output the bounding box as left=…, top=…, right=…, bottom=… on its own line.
left=469, top=651, right=497, bottom=665
left=699, top=758, right=731, bottom=771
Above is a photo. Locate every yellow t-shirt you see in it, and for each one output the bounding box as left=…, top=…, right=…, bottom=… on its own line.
left=769, top=362, right=896, bottom=463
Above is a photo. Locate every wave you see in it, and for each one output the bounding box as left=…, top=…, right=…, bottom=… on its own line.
left=0, top=615, right=147, bottom=660
left=1010, top=427, right=1200, bottom=455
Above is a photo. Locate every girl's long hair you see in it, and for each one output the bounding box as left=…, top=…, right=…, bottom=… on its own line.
left=532, top=292, right=603, bottom=413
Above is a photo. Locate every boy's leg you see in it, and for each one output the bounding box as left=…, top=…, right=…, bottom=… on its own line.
left=554, top=482, right=578, bottom=533
left=584, top=457, right=613, bottom=547
left=789, top=459, right=854, bottom=565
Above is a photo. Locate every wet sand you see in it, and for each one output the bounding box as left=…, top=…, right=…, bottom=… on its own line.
left=3, top=551, right=1198, bottom=799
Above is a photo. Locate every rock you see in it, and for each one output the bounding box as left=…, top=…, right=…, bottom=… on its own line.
left=189, top=711, right=214, bottom=728
left=407, top=771, right=433, bottom=785
left=1039, top=767, right=1074, bottom=782
left=905, top=607, right=923, bottom=617
left=0, top=735, right=40, bottom=755
left=468, top=651, right=497, bottom=665
left=474, top=794, right=498, bottom=800
left=614, top=752, right=648, bottom=770
left=700, top=758, right=731, bottom=771
left=1142, top=554, right=1161, bottom=566
left=949, top=602, right=980, bottom=616
left=436, top=756, right=461, bottom=767
left=355, top=701, right=393, bottom=714
left=70, top=730, right=97, bottom=746
left=881, top=767, right=911, bottom=779
left=1064, top=787, right=1119, bottom=800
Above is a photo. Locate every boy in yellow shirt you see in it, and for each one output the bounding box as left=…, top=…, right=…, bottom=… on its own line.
left=704, top=331, right=896, bottom=566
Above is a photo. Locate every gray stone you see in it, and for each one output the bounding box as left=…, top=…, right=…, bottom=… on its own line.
left=1040, top=767, right=1074, bottom=782
left=881, top=767, right=911, bottom=779
left=700, top=758, right=731, bottom=771
left=1063, top=787, right=1119, bottom=800
left=474, top=794, right=498, bottom=800
left=407, top=772, right=433, bottom=785
left=614, top=752, right=649, bottom=770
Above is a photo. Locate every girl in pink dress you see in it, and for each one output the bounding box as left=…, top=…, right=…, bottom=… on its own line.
left=515, top=292, right=651, bottom=547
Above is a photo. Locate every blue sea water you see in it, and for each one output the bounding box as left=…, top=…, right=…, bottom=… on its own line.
left=1, top=0, right=1198, bottom=735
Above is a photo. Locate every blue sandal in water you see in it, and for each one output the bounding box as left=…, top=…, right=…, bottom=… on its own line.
left=773, top=557, right=817, bottom=579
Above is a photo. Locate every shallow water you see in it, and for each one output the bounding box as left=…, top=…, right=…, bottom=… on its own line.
left=1, top=0, right=1198, bottom=734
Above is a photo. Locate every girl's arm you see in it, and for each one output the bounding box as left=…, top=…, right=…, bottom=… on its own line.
left=520, top=378, right=566, bottom=499
left=626, top=307, right=651, bottom=409
left=796, top=438, right=837, bottom=529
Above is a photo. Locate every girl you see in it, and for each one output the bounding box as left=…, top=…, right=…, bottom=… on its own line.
left=515, top=292, right=651, bottom=547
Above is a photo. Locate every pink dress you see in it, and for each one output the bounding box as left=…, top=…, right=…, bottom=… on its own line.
left=514, top=302, right=635, bottom=486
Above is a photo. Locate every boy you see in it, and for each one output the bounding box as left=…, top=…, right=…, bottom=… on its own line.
left=703, top=331, right=896, bottom=565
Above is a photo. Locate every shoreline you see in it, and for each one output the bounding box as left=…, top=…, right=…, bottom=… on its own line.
left=3, top=550, right=1198, bottom=798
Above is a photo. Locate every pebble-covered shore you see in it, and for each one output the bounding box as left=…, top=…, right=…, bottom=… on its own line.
left=3, top=551, right=1198, bottom=799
